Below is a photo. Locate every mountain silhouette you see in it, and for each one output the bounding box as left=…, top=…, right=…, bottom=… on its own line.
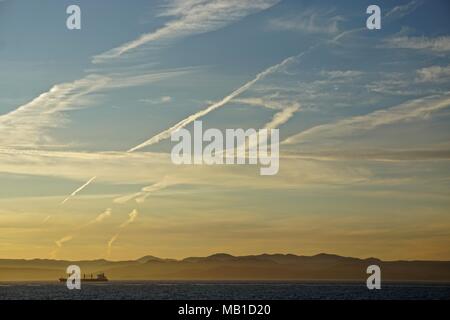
left=1, top=253, right=449, bottom=281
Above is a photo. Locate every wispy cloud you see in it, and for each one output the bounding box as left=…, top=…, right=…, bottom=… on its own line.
left=10, top=0, right=283, bottom=201
left=89, top=208, right=112, bottom=224
left=0, top=147, right=379, bottom=194
left=127, top=49, right=312, bottom=152
left=140, top=96, right=173, bottom=105
left=384, top=36, right=450, bottom=53
left=269, top=8, right=342, bottom=35
left=119, top=209, right=139, bottom=228
left=0, top=70, right=188, bottom=149
left=55, top=235, right=73, bottom=248
left=320, top=70, right=364, bottom=80
left=107, top=209, right=139, bottom=257
left=265, top=104, right=299, bottom=129
left=0, top=75, right=108, bottom=148
left=236, top=97, right=300, bottom=129
left=114, top=177, right=173, bottom=204
left=93, top=0, right=280, bottom=63
left=385, top=0, right=423, bottom=19
left=416, top=64, right=450, bottom=83
left=285, top=148, right=450, bottom=162
left=61, top=176, right=97, bottom=205
left=50, top=208, right=112, bottom=258
left=106, top=234, right=119, bottom=257
left=283, top=93, right=450, bottom=145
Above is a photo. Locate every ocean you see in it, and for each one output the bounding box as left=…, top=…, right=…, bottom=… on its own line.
left=0, top=281, right=449, bottom=300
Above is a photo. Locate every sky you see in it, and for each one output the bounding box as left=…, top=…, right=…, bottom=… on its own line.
left=0, top=0, right=449, bottom=261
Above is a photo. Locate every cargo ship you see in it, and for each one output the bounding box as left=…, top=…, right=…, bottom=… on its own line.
left=59, top=272, right=108, bottom=282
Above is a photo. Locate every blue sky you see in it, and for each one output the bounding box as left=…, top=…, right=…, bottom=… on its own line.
left=0, top=0, right=449, bottom=260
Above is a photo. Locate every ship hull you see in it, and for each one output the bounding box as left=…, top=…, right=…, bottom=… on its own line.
left=59, top=278, right=108, bottom=282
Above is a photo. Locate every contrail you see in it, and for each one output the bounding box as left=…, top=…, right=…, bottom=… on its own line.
left=55, top=235, right=73, bottom=248
left=282, top=93, right=450, bottom=145
left=119, top=209, right=139, bottom=228
left=92, top=0, right=280, bottom=63
left=127, top=52, right=307, bottom=152
left=61, top=176, right=97, bottom=204
left=64, top=46, right=318, bottom=197
left=49, top=208, right=112, bottom=258
left=107, top=209, right=139, bottom=257
left=89, top=208, right=112, bottom=224
left=107, top=234, right=119, bottom=257
left=114, top=177, right=172, bottom=204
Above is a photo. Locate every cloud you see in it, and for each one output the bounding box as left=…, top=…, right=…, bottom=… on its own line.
left=119, top=209, right=139, bottom=228
left=0, top=75, right=108, bottom=148
left=385, top=0, right=423, bottom=19
left=235, top=97, right=299, bottom=131
left=366, top=74, right=417, bottom=96
left=384, top=36, right=450, bottom=53
left=61, top=176, right=97, bottom=205
left=234, top=96, right=300, bottom=129
left=93, top=0, right=279, bottom=63
left=283, top=93, right=450, bottom=145
left=50, top=208, right=112, bottom=258
left=18, top=9, right=319, bottom=202
left=320, top=70, right=363, bottom=80
left=0, top=148, right=172, bottom=183
left=0, top=70, right=188, bottom=149
left=1, top=67, right=191, bottom=216
left=55, top=235, right=73, bottom=248
left=284, top=148, right=450, bottom=162
left=60, top=41, right=314, bottom=200
left=264, top=105, right=299, bottom=129
left=269, top=9, right=342, bottom=35
left=161, top=96, right=173, bottom=103
left=416, top=65, right=450, bottom=83
left=127, top=49, right=311, bottom=152
left=140, top=96, right=173, bottom=105
left=107, top=209, right=139, bottom=257
left=114, top=178, right=173, bottom=204
left=91, top=208, right=112, bottom=224
left=0, top=147, right=378, bottom=194
left=7, top=0, right=278, bottom=200
left=107, top=234, right=119, bottom=256
left=364, top=68, right=448, bottom=97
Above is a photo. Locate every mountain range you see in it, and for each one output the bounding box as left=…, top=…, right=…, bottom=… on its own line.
left=1, top=253, right=449, bottom=281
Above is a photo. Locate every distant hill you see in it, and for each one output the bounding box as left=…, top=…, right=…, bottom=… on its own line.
left=1, top=253, right=449, bottom=282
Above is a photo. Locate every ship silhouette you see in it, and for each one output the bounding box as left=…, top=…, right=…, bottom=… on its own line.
left=59, top=272, right=108, bottom=282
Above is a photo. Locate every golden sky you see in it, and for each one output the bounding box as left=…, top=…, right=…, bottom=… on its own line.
left=1, top=0, right=450, bottom=261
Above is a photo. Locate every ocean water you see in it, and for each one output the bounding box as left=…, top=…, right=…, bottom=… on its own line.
left=0, top=281, right=449, bottom=300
